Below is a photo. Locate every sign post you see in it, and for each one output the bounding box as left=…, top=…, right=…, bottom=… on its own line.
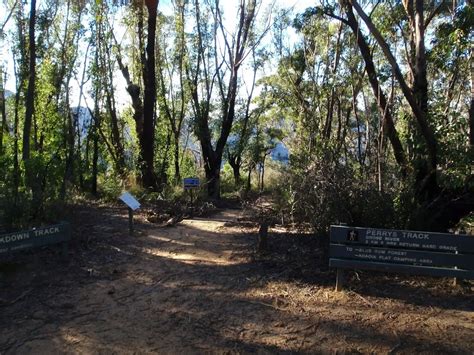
left=128, top=207, right=134, bottom=235
left=119, top=192, right=141, bottom=236
left=183, top=177, right=200, bottom=204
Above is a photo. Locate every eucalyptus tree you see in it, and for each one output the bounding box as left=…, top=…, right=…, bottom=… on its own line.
left=92, top=0, right=126, bottom=176
left=116, top=0, right=160, bottom=189
left=21, top=0, right=36, bottom=163
left=0, top=8, right=11, bottom=156
left=290, top=0, right=473, bottom=229
left=347, top=0, right=438, bottom=200
left=226, top=48, right=264, bottom=187
left=317, top=4, right=407, bottom=174
left=0, top=67, right=6, bottom=155
left=186, top=0, right=260, bottom=199
left=156, top=0, right=188, bottom=183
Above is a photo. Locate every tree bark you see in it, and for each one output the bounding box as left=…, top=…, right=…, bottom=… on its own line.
left=341, top=3, right=407, bottom=173
left=246, top=164, right=252, bottom=192
left=190, top=0, right=256, bottom=199
left=0, top=70, right=6, bottom=155
left=92, top=86, right=100, bottom=196
left=114, top=0, right=158, bottom=189
left=227, top=152, right=242, bottom=186
left=103, top=37, right=126, bottom=175
left=140, top=0, right=159, bottom=189
left=350, top=0, right=438, bottom=197
left=22, top=0, right=36, bottom=162
left=470, top=47, right=474, bottom=147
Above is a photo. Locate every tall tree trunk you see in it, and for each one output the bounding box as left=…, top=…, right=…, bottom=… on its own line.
left=174, top=135, right=180, bottom=182
left=92, top=93, right=100, bottom=196
left=140, top=0, right=159, bottom=189
left=203, top=154, right=221, bottom=199
left=92, top=125, right=99, bottom=196
left=350, top=0, right=437, bottom=197
left=76, top=42, right=92, bottom=190
left=230, top=48, right=258, bottom=189
left=22, top=0, right=42, bottom=215
left=341, top=3, right=407, bottom=174
left=12, top=2, right=26, bottom=198
left=60, top=76, right=75, bottom=200
left=103, top=38, right=126, bottom=175
left=22, top=0, right=36, bottom=162
left=114, top=0, right=158, bottom=189
left=470, top=47, right=474, bottom=147
left=246, top=164, right=252, bottom=192
left=13, top=81, right=21, bottom=197
left=77, top=114, right=84, bottom=189
left=0, top=70, right=6, bottom=155
left=412, top=0, right=428, bottom=115
left=227, top=152, right=242, bottom=186
left=191, top=0, right=256, bottom=199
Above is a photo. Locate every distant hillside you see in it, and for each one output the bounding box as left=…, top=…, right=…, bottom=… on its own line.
left=72, top=106, right=92, bottom=136
left=270, top=142, right=289, bottom=163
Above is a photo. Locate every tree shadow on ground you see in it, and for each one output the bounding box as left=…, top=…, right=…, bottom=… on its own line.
left=0, top=202, right=473, bottom=353
left=262, top=228, right=474, bottom=312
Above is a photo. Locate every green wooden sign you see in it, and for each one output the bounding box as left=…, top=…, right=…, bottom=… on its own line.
left=0, top=222, right=71, bottom=255
left=329, top=225, right=474, bottom=290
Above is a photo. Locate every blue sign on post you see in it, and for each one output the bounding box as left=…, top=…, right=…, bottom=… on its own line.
left=183, top=177, right=200, bottom=190
left=183, top=177, right=200, bottom=204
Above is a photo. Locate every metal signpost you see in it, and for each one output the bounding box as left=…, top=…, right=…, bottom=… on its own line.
left=183, top=177, right=200, bottom=203
left=119, top=192, right=141, bottom=236
left=0, top=222, right=71, bottom=257
left=329, top=225, right=474, bottom=291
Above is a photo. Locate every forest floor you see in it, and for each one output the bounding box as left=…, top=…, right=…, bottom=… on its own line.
left=0, top=197, right=473, bottom=354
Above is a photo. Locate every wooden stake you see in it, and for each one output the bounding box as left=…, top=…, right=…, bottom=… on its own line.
left=258, top=222, right=268, bottom=252
left=128, top=207, right=134, bottom=236
left=336, top=268, right=344, bottom=292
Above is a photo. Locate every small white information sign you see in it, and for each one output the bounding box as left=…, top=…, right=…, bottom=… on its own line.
left=119, top=192, right=141, bottom=211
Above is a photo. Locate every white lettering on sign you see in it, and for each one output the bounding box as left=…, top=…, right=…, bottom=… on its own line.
left=355, top=253, right=377, bottom=260
left=393, top=257, right=417, bottom=263
left=439, top=245, right=457, bottom=251
left=387, top=250, right=407, bottom=256
left=0, top=233, right=29, bottom=244
left=402, top=232, right=429, bottom=240
left=419, top=259, right=433, bottom=264
left=33, top=227, right=60, bottom=237
left=366, top=229, right=399, bottom=238
left=399, top=242, right=420, bottom=248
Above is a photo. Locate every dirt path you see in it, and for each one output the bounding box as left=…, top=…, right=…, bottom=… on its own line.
left=1, top=203, right=473, bottom=353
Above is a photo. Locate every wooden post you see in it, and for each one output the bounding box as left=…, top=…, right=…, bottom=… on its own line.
left=128, top=207, right=134, bottom=236
left=335, top=268, right=344, bottom=291
left=453, top=234, right=459, bottom=286
left=258, top=222, right=268, bottom=252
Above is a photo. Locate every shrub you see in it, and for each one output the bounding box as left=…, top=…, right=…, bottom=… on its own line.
left=275, top=151, right=397, bottom=235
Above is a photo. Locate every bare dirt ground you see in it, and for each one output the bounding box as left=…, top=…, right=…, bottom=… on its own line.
left=1, top=200, right=473, bottom=354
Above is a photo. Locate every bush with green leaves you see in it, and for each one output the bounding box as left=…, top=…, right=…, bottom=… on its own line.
left=276, top=150, right=397, bottom=235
